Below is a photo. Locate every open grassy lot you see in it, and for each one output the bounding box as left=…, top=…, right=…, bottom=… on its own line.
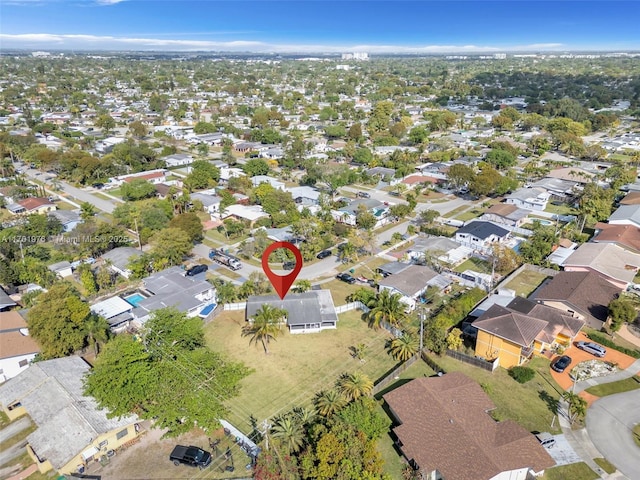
left=502, top=269, right=550, bottom=298
left=428, top=355, right=563, bottom=434
left=442, top=205, right=469, bottom=218
left=205, top=310, right=398, bottom=432
left=544, top=203, right=579, bottom=216
left=585, top=376, right=640, bottom=396
left=322, top=278, right=373, bottom=304
left=455, top=208, right=484, bottom=222
left=541, top=462, right=599, bottom=480
left=454, top=257, right=492, bottom=274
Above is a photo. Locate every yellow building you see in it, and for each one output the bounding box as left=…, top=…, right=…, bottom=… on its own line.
left=0, top=356, right=141, bottom=476
left=473, top=298, right=584, bottom=369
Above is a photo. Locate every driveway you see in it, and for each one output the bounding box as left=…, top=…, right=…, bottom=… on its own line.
left=0, top=416, right=33, bottom=467
left=549, top=331, right=637, bottom=392
left=587, top=389, right=640, bottom=479
left=545, top=434, right=583, bottom=466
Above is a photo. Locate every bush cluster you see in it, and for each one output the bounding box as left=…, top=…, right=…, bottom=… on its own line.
left=587, top=332, right=640, bottom=359
left=508, top=366, right=536, bottom=383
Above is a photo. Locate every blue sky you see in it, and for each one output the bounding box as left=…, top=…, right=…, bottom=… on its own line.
left=1, top=1, right=639, bottom=52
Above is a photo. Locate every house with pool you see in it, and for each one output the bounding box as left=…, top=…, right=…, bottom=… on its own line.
left=89, top=266, right=217, bottom=330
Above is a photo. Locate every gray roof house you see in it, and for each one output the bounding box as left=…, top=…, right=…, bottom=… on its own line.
left=455, top=221, right=510, bottom=254
left=190, top=192, right=222, bottom=214
left=0, top=287, right=17, bottom=311
left=132, top=266, right=216, bottom=324
left=101, top=247, right=142, bottom=279
left=504, top=187, right=550, bottom=211
left=162, top=153, right=193, bottom=167
left=0, top=356, right=139, bottom=475
left=378, top=265, right=451, bottom=311
left=47, top=261, right=73, bottom=278
left=246, top=290, right=338, bottom=334
left=49, top=210, right=82, bottom=233
left=332, top=198, right=389, bottom=227
left=608, top=204, right=640, bottom=228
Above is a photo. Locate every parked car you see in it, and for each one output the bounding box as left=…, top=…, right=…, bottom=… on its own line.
left=169, top=445, right=212, bottom=469
left=575, top=341, right=606, bottom=358
left=551, top=355, right=572, bottom=373
left=388, top=191, right=400, bottom=197
left=186, top=264, right=208, bottom=277
left=336, top=273, right=356, bottom=284
left=283, top=261, right=296, bottom=270
left=535, top=432, right=556, bottom=449
left=316, top=250, right=332, bottom=259
left=356, top=191, right=371, bottom=198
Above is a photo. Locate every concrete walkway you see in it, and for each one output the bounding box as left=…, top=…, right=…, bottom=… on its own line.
left=556, top=358, right=640, bottom=479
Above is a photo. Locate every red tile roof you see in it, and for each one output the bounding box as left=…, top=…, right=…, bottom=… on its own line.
left=123, top=171, right=165, bottom=183
left=383, top=373, right=555, bottom=480
left=18, top=197, right=54, bottom=211
left=594, top=222, right=640, bottom=253
left=402, top=175, right=441, bottom=185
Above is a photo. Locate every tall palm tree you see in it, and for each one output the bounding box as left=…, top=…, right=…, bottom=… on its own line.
left=242, top=304, right=286, bottom=354
left=292, top=406, right=316, bottom=426
left=388, top=333, right=420, bottom=361
left=336, top=372, right=373, bottom=402
left=80, top=202, right=97, bottom=221
left=314, top=389, right=346, bottom=417
left=365, top=290, right=408, bottom=330
left=271, top=414, right=305, bottom=454
left=84, top=314, right=111, bottom=356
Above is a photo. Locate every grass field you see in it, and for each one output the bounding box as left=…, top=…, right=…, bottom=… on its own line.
left=428, top=355, right=563, bottom=434
left=544, top=203, right=579, bottom=216
left=205, top=309, right=398, bottom=432
left=633, top=424, right=640, bottom=447
left=455, top=208, right=484, bottom=222
left=322, top=278, right=373, bottom=304
left=502, top=269, right=550, bottom=298
left=541, top=462, right=599, bottom=480
left=594, top=458, right=617, bottom=474
left=442, top=205, right=469, bottom=218
left=454, top=257, right=492, bottom=274
left=585, top=376, right=640, bottom=396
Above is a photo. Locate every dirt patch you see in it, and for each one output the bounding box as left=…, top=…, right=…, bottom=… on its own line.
left=92, top=422, right=253, bottom=479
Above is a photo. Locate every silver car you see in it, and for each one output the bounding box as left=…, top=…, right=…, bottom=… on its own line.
left=575, top=341, right=606, bottom=358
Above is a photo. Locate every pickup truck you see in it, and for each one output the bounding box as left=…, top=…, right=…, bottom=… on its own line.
left=169, top=445, right=212, bottom=469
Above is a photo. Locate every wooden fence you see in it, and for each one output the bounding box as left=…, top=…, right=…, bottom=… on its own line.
left=445, top=349, right=499, bottom=372
left=372, top=355, right=420, bottom=395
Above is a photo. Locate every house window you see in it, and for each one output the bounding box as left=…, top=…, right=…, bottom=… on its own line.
left=18, top=359, right=28, bottom=367
left=8, top=402, right=21, bottom=411
left=116, top=428, right=128, bottom=440
left=98, top=440, right=108, bottom=449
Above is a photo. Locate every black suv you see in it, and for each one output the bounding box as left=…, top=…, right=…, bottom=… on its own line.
left=316, top=250, right=332, bottom=259
left=356, top=191, right=371, bottom=198
left=551, top=355, right=572, bottom=373
left=186, top=264, right=208, bottom=276
left=169, top=445, right=212, bottom=469
left=283, top=261, right=296, bottom=270
left=336, top=273, right=356, bottom=284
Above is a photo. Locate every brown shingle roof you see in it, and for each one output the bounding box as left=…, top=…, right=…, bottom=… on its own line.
left=506, top=297, right=584, bottom=345
left=383, top=373, right=554, bottom=480
left=0, top=311, right=28, bottom=330
left=532, top=271, right=622, bottom=322
left=0, top=311, right=40, bottom=360
left=594, top=223, right=640, bottom=253
left=486, top=203, right=519, bottom=217
left=18, top=197, right=53, bottom=211
left=473, top=304, right=548, bottom=347
left=620, top=192, right=640, bottom=205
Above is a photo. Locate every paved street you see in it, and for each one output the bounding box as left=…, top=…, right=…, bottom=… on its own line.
left=587, top=390, right=640, bottom=479
left=0, top=417, right=32, bottom=467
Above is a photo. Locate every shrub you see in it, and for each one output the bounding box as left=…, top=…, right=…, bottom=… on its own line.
left=509, top=366, right=536, bottom=383
left=587, top=332, right=640, bottom=359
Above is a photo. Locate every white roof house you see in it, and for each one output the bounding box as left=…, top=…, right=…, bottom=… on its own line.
left=222, top=204, right=269, bottom=222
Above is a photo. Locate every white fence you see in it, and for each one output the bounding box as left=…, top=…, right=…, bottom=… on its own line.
left=335, top=301, right=369, bottom=314
left=223, top=302, right=247, bottom=311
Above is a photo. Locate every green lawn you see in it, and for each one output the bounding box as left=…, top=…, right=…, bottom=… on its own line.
left=429, top=355, right=563, bottom=434
left=454, top=257, right=492, bottom=275
left=322, top=278, right=373, bottom=304
left=541, top=462, right=599, bottom=480
left=594, top=458, right=617, bottom=474
left=544, top=203, right=579, bottom=216
left=204, top=309, right=398, bottom=432
left=502, top=269, right=550, bottom=298
left=442, top=205, right=469, bottom=218
left=455, top=208, right=484, bottom=222
left=633, top=424, right=640, bottom=447
left=585, top=376, right=640, bottom=396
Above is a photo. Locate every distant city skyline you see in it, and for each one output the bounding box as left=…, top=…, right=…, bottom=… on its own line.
left=1, top=1, right=640, bottom=53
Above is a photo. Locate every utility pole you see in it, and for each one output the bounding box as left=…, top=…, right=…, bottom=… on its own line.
left=261, top=419, right=271, bottom=451
left=419, top=308, right=425, bottom=353
left=133, top=217, right=142, bottom=251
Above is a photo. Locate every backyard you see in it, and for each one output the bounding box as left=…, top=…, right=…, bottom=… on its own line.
left=502, top=268, right=551, bottom=297
left=453, top=257, right=492, bottom=275
left=204, top=309, right=398, bottom=433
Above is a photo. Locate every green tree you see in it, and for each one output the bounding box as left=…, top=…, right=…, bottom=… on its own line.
left=271, top=414, right=306, bottom=454
left=337, top=397, right=391, bottom=440
left=447, top=163, right=475, bottom=190
left=243, top=158, right=271, bottom=176
left=578, top=182, right=615, bottom=225
left=120, top=178, right=157, bottom=201
left=128, top=120, right=147, bottom=139
left=446, top=328, right=463, bottom=351
left=336, top=372, right=374, bottom=402
left=365, top=290, right=408, bottom=330
left=355, top=205, right=377, bottom=231
left=292, top=279, right=312, bottom=293
left=84, top=314, right=112, bottom=356
left=150, top=227, right=193, bottom=267
left=608, top=298, right=637, bottom=332
left=95, top=114, right=116, bottom=134
left=562, top=391, right=588, bottom=424
left=388, top=333, right=420, bottom=361
left=27, top=283, right=91, bottom=358
left=485, top=148, right=517, bottom=170
left=243, top=304, right=286, bottom=354
left=169, top=212, right=204, bottom=243
left=80, top=201, right=97, bottom=221
left=79, top=265, right=98, bottom=294
left=183, top=160, right=220, bottom=191
left=314, top=389, right=347, bottom=417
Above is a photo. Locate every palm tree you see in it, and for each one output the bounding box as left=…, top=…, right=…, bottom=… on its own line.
left=365, top=290, right=408, bottom=330
left=80, top=201, right=97, bottom=221
left=388, top=333, right=420, bottom=361
left=84, top=315, right=111, bottom=356
left=270, top=414, right=305, bottom=454
left=292, top=279, right=311, bottom=293
left=242, top=304, right=286, bottom=354
left=292, top=406, right=316, bottom=426
left=314, top=389, right=346, bottom=417
left=336, top=372, right=373, bottom=402
left=563, top=391, right=587, bottom=424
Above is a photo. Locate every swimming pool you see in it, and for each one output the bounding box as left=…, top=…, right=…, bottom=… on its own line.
left=531, top=218, right=553, bottom=226
left=124, top=293, right=146, bottom=307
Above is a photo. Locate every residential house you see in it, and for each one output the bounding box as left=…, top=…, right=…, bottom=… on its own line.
left=401, top=174, right=443, bottom=188
left=546, top=167, right=594, bottom=184
left=221, top=204, right=269, bottom=225
left=547, top=238, right=578, bottom=266
left=286, top=186, right=321, bottom=206
left=131, top=266, right=216, bottom=324
left=0, top=287, right=17, bottom=311
left=47, top=261, right=73, bottom=278
left=219, top=166, right=246, bottom=184
left=530, top=177, right=579, bottom=202
left=473, top=298, right=584, bottom=368
left=561, top=243, right=640, bottom=290
left=593, top=222, right=640, bottom=254
left=49, top=210, right=82, bottom=233
left=14, top=197, right=56, bottom=215
left=100, top=247, right=143, bottom=279
left=331, top=198, right=390, bottom=228
left=0, top=356, right=140, bottom=476
left=366, top=166, right=396, bottom=180
left=0, top=311, right=40, bottom=382
left=113, top=169, right=167, bottom=186
left=234, top=141, right=262, bottom=153
left=455, top=221, right=510, bottom=253
left=250, top=175, right=285, bottom=190
left=246, top=290, right=337, bottom=334
left=89, top=296, right=134, bottom=332
left=504, top=187, right=550, bottom=211
left=383, top=372, right=554, bottom=480
left=619, top=192, right=640, bottom=205
left=162, top=153, right=194, bottom=167
left=608, top=204, right=640, bottom=228
left=154, top=183, right=174, bottom=200
left=95, top=136, right=126, bottom=154
left=378, top=265, right=451, bottom=311
left=532, top=271, right=622, bottom=328
left=191, top=192, right=222, bottom=215
left=480, top=204, right=529, bottom=228
left=377, top=261, right=413, bottom=277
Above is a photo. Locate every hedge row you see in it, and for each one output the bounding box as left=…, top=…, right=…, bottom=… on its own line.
left=586, top=332, right=640, bottom=359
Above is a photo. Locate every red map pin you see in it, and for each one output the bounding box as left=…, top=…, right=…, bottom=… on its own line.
left=262, top=241, right=303, bottom=300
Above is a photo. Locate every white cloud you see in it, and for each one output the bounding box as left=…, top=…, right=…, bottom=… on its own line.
left=95, top=0, right=126, bottom=4
left=0, top=33, right=569, bottom=53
